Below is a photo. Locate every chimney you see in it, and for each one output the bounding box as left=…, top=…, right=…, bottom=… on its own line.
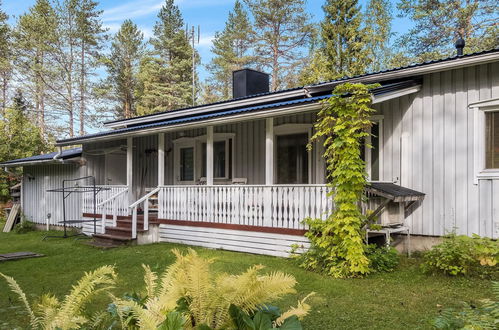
left=232, top=68, right=270, bottom=99
left=455, top=37, right=465, bottom=56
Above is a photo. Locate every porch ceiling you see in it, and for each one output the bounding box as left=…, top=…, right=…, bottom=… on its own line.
left=55, top=80, right=420, bottom=146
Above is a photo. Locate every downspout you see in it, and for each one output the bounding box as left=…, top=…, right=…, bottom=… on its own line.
left=53, top=146, right=64, bottom=163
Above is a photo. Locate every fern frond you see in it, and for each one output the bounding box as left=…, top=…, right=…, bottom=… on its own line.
left=275, top=292, right=315, bottom=326
left=0, top=272, right=39, bottom=327
left=142, top=264, right=158, bottom=299
left=113, top=295, right=159, bottom=329
left=54, top=265, right=116, bottom=329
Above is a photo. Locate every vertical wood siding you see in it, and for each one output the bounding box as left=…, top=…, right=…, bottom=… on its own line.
left=376, top=63, right=499, bottom=238
left=22, top=164, right=83, bottom=226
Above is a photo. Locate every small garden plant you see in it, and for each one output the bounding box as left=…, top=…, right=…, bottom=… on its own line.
left=433, top=281, right=499, bottom=329
left=421, top=233, right=498, bottom=278
left=300, top=82, right=380, bottom=278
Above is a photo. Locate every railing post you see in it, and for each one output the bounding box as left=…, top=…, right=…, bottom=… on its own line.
left=101, top=207, right=106, bottom=234
left=112, top=199, right=117, bottom=227
left=132, top=206, right=137, bottom=239
left=144, top=199, right=149, bottom=231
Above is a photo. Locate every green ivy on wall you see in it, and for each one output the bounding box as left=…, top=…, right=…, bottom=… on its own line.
left=300, top=82, right=379, bottom=278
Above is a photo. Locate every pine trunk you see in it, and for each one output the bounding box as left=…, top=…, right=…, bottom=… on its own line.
left=79, top=43, right=85, bottom=136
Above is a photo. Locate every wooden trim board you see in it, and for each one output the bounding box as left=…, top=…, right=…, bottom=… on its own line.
left=2, top=203, right=20, bottom=233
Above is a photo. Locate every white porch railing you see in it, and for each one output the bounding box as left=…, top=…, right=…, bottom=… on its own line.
left=97, top=188, right=129, bottom=234
left=129, top=187, right=160, bottom=239
left=82, top=185, right=129, bottom=215
left=158, top=185, right=334, bottom=230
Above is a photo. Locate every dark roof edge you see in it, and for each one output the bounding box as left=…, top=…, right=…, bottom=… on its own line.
left=104, top=47, right=499, bottom=127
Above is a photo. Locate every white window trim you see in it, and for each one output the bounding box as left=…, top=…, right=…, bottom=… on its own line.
left=471, top=98, right=499, bottom=184
left=366, top=115, right=384, bottom=181
left=173, top=133, right=235, bottom=184
left=273, top=124, right=313, bottom=184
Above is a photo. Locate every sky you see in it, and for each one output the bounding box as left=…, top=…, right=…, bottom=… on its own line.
left=2, top=0, right=414, bottom=80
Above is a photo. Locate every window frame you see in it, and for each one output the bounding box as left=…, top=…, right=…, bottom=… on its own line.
left=273, top=124, right=313, bottom=184
left=365, top=115, right=384, bottom=181
left=472, top=100, right=499, bottom=183
left=173, top=133, right=235, bottom=184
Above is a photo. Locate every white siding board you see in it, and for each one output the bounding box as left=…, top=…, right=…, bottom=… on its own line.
left=421, top=74, right=434, bottom=235
left=443, top=70, right=456, bottom=234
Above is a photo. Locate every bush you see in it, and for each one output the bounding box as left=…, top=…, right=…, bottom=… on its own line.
left=365, top=244, right=399, bottom=273
left=433, top=281, right=499, bottom=329
left=422, top=234, right=498, bottom=278
left=14, top=219, right=35, bottom=234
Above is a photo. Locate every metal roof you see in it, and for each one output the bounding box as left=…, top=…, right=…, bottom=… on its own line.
left=0, top=148, right=82, bottom=167
left=56, top=80, right=418, bottom=145
left=104, top=47, right=499, bottom=126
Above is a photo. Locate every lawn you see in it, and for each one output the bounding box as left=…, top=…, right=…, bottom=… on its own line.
left=0, top=228, right=494, bottom=329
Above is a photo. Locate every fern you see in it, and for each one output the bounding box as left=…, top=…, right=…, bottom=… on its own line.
left=113, top=248, right=306, bottom=329
left=275, top=293, right=315, bottom=326
left=1, top=266, right=116, bottom=330
left=0, top=272, right=39, bottom=327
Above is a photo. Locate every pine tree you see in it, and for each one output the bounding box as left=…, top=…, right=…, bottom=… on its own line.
left=244, top=0, right=313, bottom=91
left=75, top=0, right=106, bottom=135
left=14, top=0, right=58, bottom=138
left=320, top=0, right=369, bottom=79
left=207, top=0, right=254, bottom=100
left=137, top=0, right=197, bottom=115
left=364, top=0, right=392, bottom=72
left=397, top=0, right=499, bottom=61
left=103, top=19, right=144, bottom=119
left=0, top=90, right=51, bottom=201
left=0, top=1, right=11, bottom=114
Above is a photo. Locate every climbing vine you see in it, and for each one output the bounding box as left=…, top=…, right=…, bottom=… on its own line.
left=300, top=82, right=379, bottom=278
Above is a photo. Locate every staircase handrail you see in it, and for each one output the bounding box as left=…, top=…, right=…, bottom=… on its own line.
left=128, top=187, right=160, bottom=239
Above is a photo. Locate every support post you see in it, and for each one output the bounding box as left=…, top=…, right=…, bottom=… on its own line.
left=158, top=133, right=165, bottom=186
left=264, top=118, right=274, bottom=226
left=207, top=126, right=214, bottom=185
left=127, top=137, right=133, bottom=205
left=265, top=118, right=274, bottom=185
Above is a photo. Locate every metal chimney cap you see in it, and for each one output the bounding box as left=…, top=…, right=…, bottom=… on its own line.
left=455, top=37, right=465, bottom=56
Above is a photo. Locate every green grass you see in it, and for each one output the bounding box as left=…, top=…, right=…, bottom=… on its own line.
left=0, top=228, right=493, bottom=330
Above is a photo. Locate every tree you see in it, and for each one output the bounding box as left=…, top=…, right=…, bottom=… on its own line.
left=320, top=0, right=369, bottom=79
left=0, top=1, right=11, bottom=114
left=0, top=90, right=51, bottom=201
left=13, top=0, right=58, bottom=138
left=364, top=0, right=392, bottom=72
left=137, top=0, right=197, bottom=115
left=397, top=0, right=499, bottom=61
left=103, top=19, right=144, bottom=119
left=207, top=0, right=254, bottom=100
left=244, top=0, right=313, bottom=91
left=74, top=0, right=106, bottom=135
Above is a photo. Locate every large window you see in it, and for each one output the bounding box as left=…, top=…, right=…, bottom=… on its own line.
left=276, top=133, right=309, bottom=184
left=485, top=111, right=499, bottom=169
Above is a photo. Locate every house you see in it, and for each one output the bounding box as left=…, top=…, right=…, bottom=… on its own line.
left=2, top=46, right=498, bottom=256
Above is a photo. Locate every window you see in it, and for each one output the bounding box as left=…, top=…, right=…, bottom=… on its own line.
left=485, top=111, right=499, bottom=169
left=202, top=140, right=232, bottom=178
left=179, top=147, right=194, bottom=181
left=276, top=133, right=309, bottom=184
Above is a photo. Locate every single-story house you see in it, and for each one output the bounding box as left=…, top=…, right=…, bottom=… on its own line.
left=2, top=46, right=498, bottom=256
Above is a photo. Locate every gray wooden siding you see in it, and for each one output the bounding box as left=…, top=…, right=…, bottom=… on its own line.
left=22, top=164, right=83, bottom=226
left=376, top=62, right=499, bottom=238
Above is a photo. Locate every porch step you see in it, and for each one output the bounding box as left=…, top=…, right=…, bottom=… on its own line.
left=116, top=218, right=160, bottom=229
left=104, top=226, right=146, bottom=236
left=92, top=233, right=134, bottom=246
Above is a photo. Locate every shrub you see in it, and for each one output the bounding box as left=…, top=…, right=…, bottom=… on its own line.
left=14, top=218, right=35, bottom=234
left=433, top=281, right=499, bottom=329
left=365, top=244, right=399, bottom=273
left=421, top=234, right=498, bottom=278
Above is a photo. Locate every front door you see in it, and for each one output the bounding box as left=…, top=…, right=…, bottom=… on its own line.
left=276, top=133, right=309, bottom=184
